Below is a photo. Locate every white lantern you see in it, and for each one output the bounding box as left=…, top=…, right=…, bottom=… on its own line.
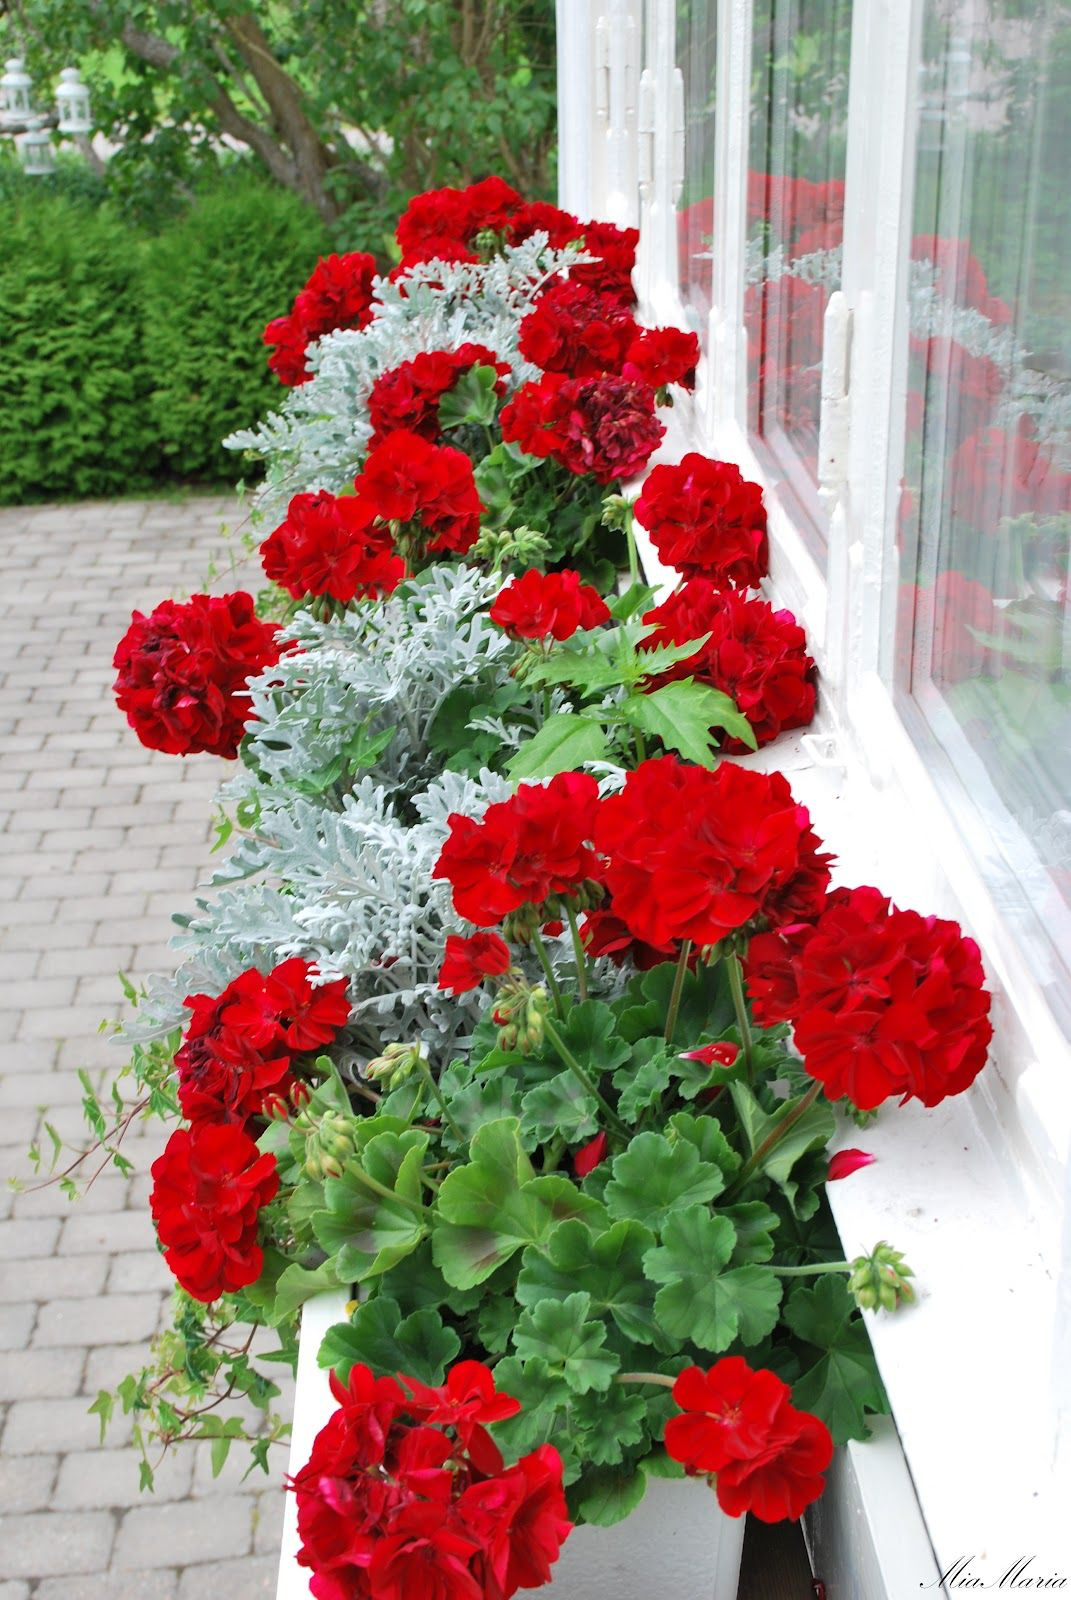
left=0, top=57, right=34, bottom=127
left=55, top=65, right=92, bottom=136
left=19, top=124, right=55, bottom=176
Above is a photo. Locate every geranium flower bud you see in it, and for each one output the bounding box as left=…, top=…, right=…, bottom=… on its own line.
left=364, top=1042, right=426, bottom=1089
left=302, top=1110, right=361, bottom=1181
left=849, top=1242, right=916, bottom=1313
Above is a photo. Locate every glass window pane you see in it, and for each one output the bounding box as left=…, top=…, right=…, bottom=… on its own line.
left=676, top=1, right=718, bottom=324
left=747, top=0, right=853, bottom=537
left=896, top=1, right=1071, bottom=1001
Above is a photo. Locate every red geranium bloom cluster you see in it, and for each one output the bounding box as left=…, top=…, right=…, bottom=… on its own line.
left=595, top=756, right=831, bottom=950
left=261, top=491, right=406, bottom=604
left=395, top=177, right=524, bottom=267
left=507, top=201, right=584, bottom=249
left=665, top=1358, right=833, bottom=1523
left=113, top=592, right=282, bottom=759
left=293, top=1360, right=572, bottom=1600
left=433, top=772, right=602, bottom=925
left=264, top=252, right=379, bottom=385
left=641, top=579, right=816, bottom=750
left=745, top=885, right=993, bottom=1111
left=149, top=1122, right=279, bottom=1302
left=581, top=906, right=680, bottom=972
left=634, top=454, right=769, bottom=587
left=622, top=326, right=700, bottom=391
left=490, top=569, right=610, bottom=642
left=368, top=345, right=511, bottom=449
left=500, top=373, right=665, bottom=484
left=352, top=431, right=485, bottom=560
left=177, top=958, right=351, bottom=1130
left=568, top=220, right=639, bottom=301
left=518, top=281, right=640, bottom=377
left=438, top=933, right=512, bottom=996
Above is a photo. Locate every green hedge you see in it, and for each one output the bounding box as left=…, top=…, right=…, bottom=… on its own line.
left=141, top=181, right=330, bottom=482
left=0, top=176, right=329, bottom=504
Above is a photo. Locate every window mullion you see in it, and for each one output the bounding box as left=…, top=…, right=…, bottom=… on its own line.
left=700, top=0, right=753, bottom=442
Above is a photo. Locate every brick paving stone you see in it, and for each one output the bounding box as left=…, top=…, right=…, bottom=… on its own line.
left=0, top=496, right=287, bottom=1595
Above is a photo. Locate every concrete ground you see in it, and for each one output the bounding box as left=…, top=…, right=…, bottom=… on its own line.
left=0, top=495, right=292, bottom=1599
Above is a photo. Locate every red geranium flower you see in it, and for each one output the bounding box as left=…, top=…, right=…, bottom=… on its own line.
left=149, top=1122, right=279, bottom=1302
left=745, top=884, right=993, bottom=1110
left=438, top=933, right=512, bottom=995
left=623, top=326, right=700, bottom=390
left=518, top=281, right=639, bottom=376
left=293, top=1362, right=571, bottom=1600
left=595, top=756, right=831, bottom=949
left=433, top=772, right=602, bottom=926
left=569, top=221, right=639, bottom=301
left=261, top=491, right=406, bottom=604
left=634, top=454, right=769, bottom=587
left=580, top=906, right=679, bottom=972
left=264, top=252, right=378, bottom=385
left=641, top=580, right=816, bottom=750
left=395, top=178, right=523, bottom=266
left=368, top=345, right=510, bottom=449
left=665, top=1357, right=832, bottom=1523
left=352, top=431, right=485, bottom=561
left=507, top=202, right=583, bottom=248
left=500, top=373, right=664, bottom=484
left=113, top=592, right=282, bottom=759
left=490, top=569, right=610, bottom=642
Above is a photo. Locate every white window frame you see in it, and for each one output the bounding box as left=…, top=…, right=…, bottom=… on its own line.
left=558, top=0, right=1071, bottom=1589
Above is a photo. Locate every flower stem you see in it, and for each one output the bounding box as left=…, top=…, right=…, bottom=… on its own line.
left=663, top=940, right=693, bottom=1044
left=771, top=1261, right=852, bottom=1277
left=350, top=1165, right=428, bottom=1216
left=565, top=902, right=589, bottom=1002
left=544, top=1016, right=628, bottom=1139
left=727, top=953, right=754, bottom=1081
left=633, top=727, right=648, bottom=765
left=615, top=1371, right=675, bottom=1389
left=729, top=1080, right=823, bottom=1195
left=624, top=505, right=639, bottom=585
left=414, top=1055, right=465, bottom=1146
left=532, top=935, right=564, bottom=1016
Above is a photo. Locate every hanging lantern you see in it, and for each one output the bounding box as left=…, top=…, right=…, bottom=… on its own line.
left=0, top=57, right=34, bottom=127
left=55, top=65, right=92, bottom=136
left=19, top=124, right=55, bottom=176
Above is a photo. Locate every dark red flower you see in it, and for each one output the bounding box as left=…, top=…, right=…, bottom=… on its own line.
left=438, top=933, right=513, bottom=995
left=665, top=1357, right=832, bottom=1523
left=745, top=885, right=993, bottom=1110
left=433, top=772, right=602, bottom=926
left=507, top=202, right=583, bottom=248
left=595, top=756, right=831, bottom=949
left=352, top=431, right=485, bottom=560
left=641, top=580, right=816, bottom=750
left=570, top=221, right=639, bottom=300
left=573, top=1130, right=608, bottom=1177
left=623, top=326, right=700, bottom=390
left=500, top=373, right=664, bottom=484
left=518, top=281, right=639, bottom=376
left=264, top=252, right=379, bottom=385
left=149, top=1122, right=278, bottom=1301
left=634, top=454, right=769, bottom=587
left=113, top=593, right=281, bottom=759
left=368, top=345, right=510, bottom=449
left=490, top=568, right=610, bottom=642
left=261, top=491, right=406, bottom=604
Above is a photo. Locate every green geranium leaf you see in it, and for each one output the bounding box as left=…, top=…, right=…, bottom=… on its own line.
left=574, top=1464, right=648, bottom=1527
left=783, top=1276, right=889, bottom=1444
left=438, top=362, right=500, bottom=429
left=508, top=714, right=611, bottom=780
left=616, top=960, right=733, bottom=1047
left=441, top=1067, right=522, bottom=1150
left=433, top=1119, right=602, bottom=1290
left=317, top=1296, right=461, bottom=1386
left=613, top=1040, right=672, bottom=1124
left=513, top=1291, right=618, bottom=1394
left=520, top=1070, right=599, bottom=1144
left=667, top=1111, right=741, bottom=1180
left=314, top=1130, right=430, bottom=1282
left=491, top=1356, right=581, bottom=1479
left=568, top=1383, right=651, bottom=1466
left=722, top=1201, right=780, bottom=1264
left=643, top=1206, right=783, bottom=1351
left=730, top=1082, right=837, bottom=1196
left=558, top=999, right=632, bottom=1078
left=270, top=1260, right=340, bottom=1324
left=620, top=680, right=756, bottom=766
left=604, top=1132, right=726, bottom=1230
left=477, top=1295, right=520, bottom=1355
left=516, top=1218, right=669, bottom=1351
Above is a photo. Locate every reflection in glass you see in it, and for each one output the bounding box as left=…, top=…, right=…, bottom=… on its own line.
left=897, top=1, right=1071, bottom=982
left=747, top=0, right=853, bottom=525
left=676, top=1, right=718, bottom=323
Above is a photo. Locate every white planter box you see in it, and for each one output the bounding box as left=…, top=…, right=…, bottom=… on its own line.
left=277, top=1292, right=745, bottom=1600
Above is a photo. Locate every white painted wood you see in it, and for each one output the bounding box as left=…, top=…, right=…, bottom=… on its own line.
left=596, top=1, right=642, bottom=228
left=276, top=1289, right=352, bottom=1600
left=555, top=0, right=597, bottom=218
left=702, top=0, right=753, bottom=442
left=636, top=0, right=690, bottom=322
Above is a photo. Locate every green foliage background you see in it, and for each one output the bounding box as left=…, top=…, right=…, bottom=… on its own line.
left=0, top=166, right=327, bottom=504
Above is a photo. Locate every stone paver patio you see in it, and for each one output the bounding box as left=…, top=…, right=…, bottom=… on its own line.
left=0, top=496, right=292, bottom=1598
